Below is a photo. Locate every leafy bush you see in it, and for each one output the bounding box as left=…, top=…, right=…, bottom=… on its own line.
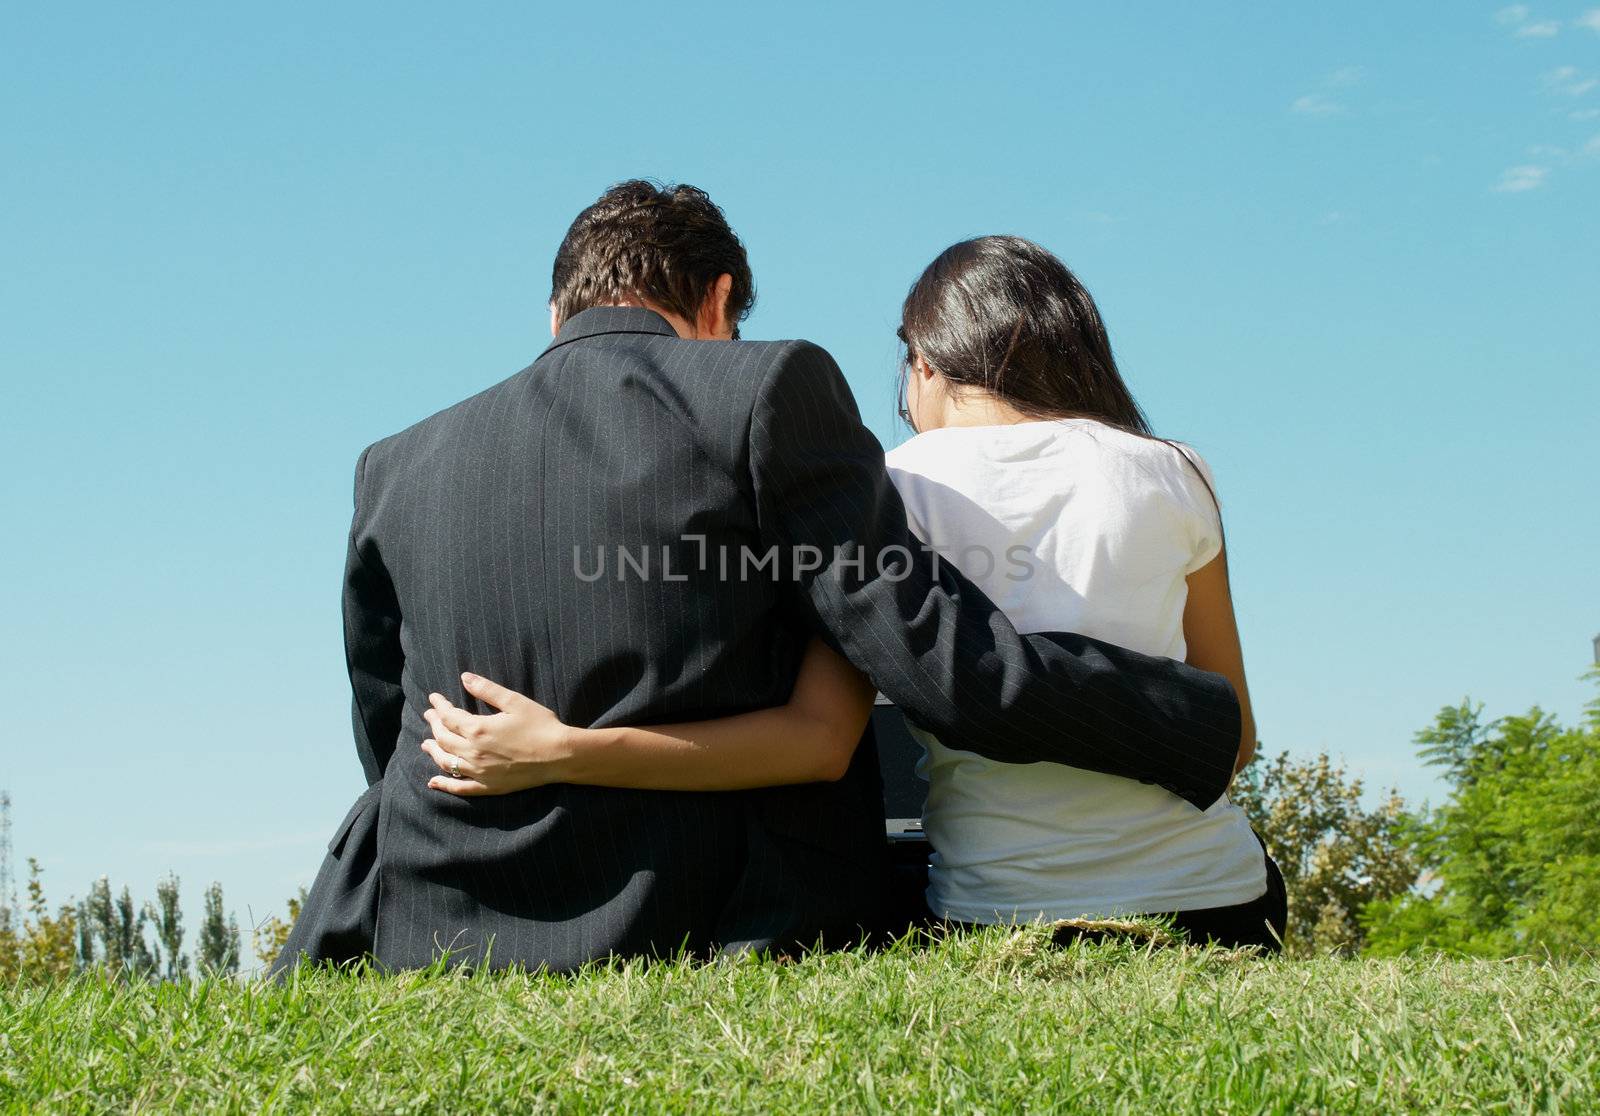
left=1231, top=751, right=1417, bottom=956
left=252, top=887, right=306, bottom=972
left=0, top=860, right=79, bottom=984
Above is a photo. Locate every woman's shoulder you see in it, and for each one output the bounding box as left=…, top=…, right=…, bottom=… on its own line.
left=884, top=425, right=995, bottom=478
left=1035, top=423, right=1225, bottom=542
left=886, top=421, right=1219, bottom=499
left=1073, top=425, right=1216, bottom=490
left=1148, top=437, right=1217, bottom=495
left=887, top=418, right=1108, bottom=462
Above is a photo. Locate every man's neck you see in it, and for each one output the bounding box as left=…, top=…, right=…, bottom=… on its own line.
left=615, top=299, right=699, bottom=339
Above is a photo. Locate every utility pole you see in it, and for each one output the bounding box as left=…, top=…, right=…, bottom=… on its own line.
left=0, top=791, right=15, bottom=924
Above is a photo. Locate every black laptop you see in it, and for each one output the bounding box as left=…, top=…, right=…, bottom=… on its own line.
left=872, top=696, right=932, bottom=922
left=872, top=696, right=928, bottom=845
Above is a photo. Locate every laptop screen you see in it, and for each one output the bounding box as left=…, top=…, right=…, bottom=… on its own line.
left=872, top=698, right=927, bottom=835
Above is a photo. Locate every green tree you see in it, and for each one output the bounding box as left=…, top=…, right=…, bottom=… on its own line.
left=1364, top=674, right=1600, bottom=958
left=82, top=876, right=159, bottom=978
left=83, top=877, right=119, bottom=972
left=1412, top=699, right=1491, bottom=785
left=146, top=873, right=188, bottom=981
left=121, top=884, right=158, bottom=977
left=196, top=881, right=240, bottom=976
left=74, top=897, right=95, bottom=969
left=1231, top=750, right=1417, bottom=956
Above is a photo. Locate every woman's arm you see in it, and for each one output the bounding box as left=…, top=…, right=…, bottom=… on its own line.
left=421, top=637, right=877, bottom=795
left=1183, top=548, right=1258, bottom=773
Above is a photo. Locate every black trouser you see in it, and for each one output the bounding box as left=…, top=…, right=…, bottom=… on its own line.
left=887, top=832, right=1288, bottom=953
left=1144, top=839, right=1287, bottom=951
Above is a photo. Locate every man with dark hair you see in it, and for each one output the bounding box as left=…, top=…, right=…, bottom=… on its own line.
left=549, top=181, right=756, bottom=337
left=276, top=179, right=1240, bottom=973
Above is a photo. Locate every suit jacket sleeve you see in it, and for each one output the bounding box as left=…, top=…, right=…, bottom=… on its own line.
left=343, top=445, right=405, bottom=785
left=747, top=342, right=1241, bottom=810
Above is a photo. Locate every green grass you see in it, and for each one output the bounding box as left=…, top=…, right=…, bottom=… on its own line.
left=2, top=927, right=1597, bottom=1113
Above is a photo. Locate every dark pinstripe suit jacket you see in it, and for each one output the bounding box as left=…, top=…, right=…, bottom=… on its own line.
left=275, top=307, right=1240, bottom=974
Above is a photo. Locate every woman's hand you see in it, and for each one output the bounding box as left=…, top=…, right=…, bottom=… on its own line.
left=421, top=673, right=576, bottom=796
left=423, top=638, right=873, bottom=795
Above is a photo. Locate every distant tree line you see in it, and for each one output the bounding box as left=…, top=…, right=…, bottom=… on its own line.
left=0, top=865, right=244, bottom=984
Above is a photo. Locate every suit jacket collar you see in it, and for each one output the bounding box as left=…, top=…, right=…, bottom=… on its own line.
left=542, top=306, right=678, bottom=356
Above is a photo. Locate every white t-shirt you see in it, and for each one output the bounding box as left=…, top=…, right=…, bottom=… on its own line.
left=884, top=418, right=1266, bottom=922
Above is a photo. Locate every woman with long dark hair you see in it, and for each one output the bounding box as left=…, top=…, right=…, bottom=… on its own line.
left=419, top=236, right=1283, bottom=950
left=881, top=237, right=1279, bottom=945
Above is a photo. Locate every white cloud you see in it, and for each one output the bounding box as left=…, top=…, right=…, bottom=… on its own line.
left=1496, top=6, right=1564, bottom=37
left=1492, top=164, right=1550, bottom=192
left=1544, top=65, right=1599, bottom=95
left=1576, top=9, right=1600, bottom=31
left=1289, top=68, right=1367, bottom=117
left=1584, top=134, right=1600, bottom=157
left=1291, top=93, right=1342, bottom=116
left=1570, top=107, right=1600, bottom=120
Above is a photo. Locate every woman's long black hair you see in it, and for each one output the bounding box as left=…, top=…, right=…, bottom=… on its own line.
left=897, top=235, right=1221, bottom=529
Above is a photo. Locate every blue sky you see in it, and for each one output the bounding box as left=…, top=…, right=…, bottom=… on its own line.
left=3, top=3, right=1597, bottom=963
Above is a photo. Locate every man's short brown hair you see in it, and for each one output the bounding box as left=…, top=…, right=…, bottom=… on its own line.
left=550, top=180, right=756, bottom=336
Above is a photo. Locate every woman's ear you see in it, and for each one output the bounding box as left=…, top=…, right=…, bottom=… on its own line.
left=904, top=352, right=943, bottom=434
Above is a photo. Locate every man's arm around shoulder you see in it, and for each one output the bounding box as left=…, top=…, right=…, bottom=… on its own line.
left=747, top=341, right=1241, bottom=809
